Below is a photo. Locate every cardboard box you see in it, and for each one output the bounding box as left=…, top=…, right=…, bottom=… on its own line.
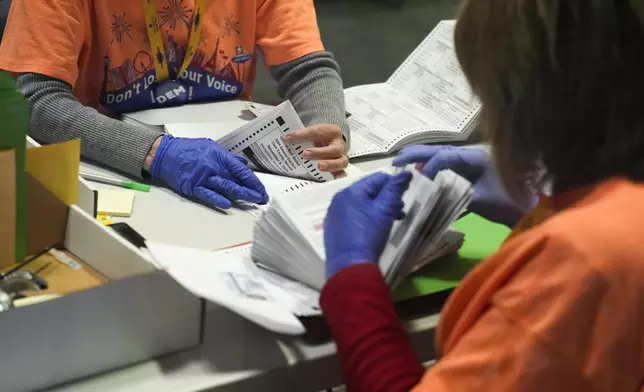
left=0, top=140, right=202, bottom=391
left=0, top=204, right=203, bottom=392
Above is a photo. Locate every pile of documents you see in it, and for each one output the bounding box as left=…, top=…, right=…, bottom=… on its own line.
left=251, top=167, right=473, bottom=291
left=147, top=167, right=472, bottom=335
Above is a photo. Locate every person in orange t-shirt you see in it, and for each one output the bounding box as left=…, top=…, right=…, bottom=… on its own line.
left=0, top=0, right=349, bottom=209
left=320, top=1, right=644, bottom=391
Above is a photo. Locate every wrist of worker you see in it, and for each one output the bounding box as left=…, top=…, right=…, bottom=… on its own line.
left=321, top=263, right=390, bottom=313
left=143, top=135, right=165, bottom=175
left=326, top=254, right=378, bottom=280
left=319, top=120, right=350, bottom=150
left=510, top=191, right=540, bottom=226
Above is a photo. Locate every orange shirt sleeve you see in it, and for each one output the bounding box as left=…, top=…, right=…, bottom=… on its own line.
left=412, top=307, right=591, bottom=392
left=414, top=231, right=641, bottom=392
left=0, top=0, right=86, bottom=87
left=255, top=0, right=325, bottom=66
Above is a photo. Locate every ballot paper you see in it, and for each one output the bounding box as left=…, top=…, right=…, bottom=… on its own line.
left=345, top=20, right=481, bottom=158
left=147, top=228, right=464, bottom=335
left=229, top=164, right=363, bottom=217
left=217, top=101, right=333, bottom=182
left=255, top=163, right=363, bottom=198
left=252, top=167, right=472, bottom=291
left=244, top=101, right=275, bottom=117
left=147, top=241, right=318, bottom=335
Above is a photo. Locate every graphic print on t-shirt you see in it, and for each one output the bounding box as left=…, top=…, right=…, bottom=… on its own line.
left=99, top=3, right=253, bottom=114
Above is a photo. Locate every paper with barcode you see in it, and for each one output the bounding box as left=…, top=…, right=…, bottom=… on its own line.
left=217, top=101, right=333, bottom=182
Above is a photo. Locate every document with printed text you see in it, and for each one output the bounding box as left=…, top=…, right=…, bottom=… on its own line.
left=252, top=167, right=472, bottom=291
left=216, top=101, right=333, bottom=182
left=147, top=167, right=472, bottom=335
left=345, top=20, right=481, bottom=158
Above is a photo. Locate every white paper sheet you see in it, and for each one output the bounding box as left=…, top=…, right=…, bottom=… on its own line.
left=217, top=101, right=333, bottom=182
left=244, top=101, right=276, bottom=117
left=252, top=167, right=472, bottom=291
left=256, top=163, right=363, bottom=198
left=345, top=20, right=481, bottom=157
left=147, top=241, right=314, bottom=335
left=388, top=21, right=477, bottom=127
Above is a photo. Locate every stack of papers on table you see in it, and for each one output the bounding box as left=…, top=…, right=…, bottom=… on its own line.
left=252, top=167, right=472, bottom=291
left=147, top=167, right=472, bottom=335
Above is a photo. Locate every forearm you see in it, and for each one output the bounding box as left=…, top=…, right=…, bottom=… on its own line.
left=16, top=73, right=163, bottom=178
left=270, top=51, right=350, bottom=149
left=320, top=263, right=425, bottom=392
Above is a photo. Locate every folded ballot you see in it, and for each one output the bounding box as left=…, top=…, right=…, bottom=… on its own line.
left=251, top=167, right=473, bottom=291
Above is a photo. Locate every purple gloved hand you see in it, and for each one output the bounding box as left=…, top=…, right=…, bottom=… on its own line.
left=324, top=172, right=412, bottom=279
left=393, top=145, right=536, bottom=227
left=150, top=135, right=269, bottom=209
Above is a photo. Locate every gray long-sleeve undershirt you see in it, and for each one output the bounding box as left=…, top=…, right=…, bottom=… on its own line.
left=16, top=51, right=349, bottom=178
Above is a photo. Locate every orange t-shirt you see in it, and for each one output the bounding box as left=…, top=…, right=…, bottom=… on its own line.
left=412, top=177, right=644, bottom=391
left=0, top=0, right=323, bottom=114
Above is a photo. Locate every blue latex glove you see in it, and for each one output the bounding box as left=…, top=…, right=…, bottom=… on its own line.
left=393, top=145, right=536, bottom=227
left=324, top=172, right=412, bottom=279
left=149, top=135, right=269, bottom=209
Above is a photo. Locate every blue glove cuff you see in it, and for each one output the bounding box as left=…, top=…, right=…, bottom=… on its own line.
left=149, top=135, right=175, bottom=180
left=326, top=255, right=377, bottom=280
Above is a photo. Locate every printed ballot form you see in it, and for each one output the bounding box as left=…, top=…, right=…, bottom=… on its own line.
left=217, top=101, right=333, bottom=182
left=345, top=20, right=481, bottom=158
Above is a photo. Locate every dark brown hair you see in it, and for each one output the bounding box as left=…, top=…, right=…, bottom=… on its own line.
left=454, top=0, right=644, bottom=196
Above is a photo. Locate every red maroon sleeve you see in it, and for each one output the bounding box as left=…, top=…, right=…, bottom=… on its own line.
left=320, top=263, right=426, bottom=392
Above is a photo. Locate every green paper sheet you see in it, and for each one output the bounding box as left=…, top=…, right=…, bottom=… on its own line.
left=0, top=72, right=28, bottom=263
left=393, top=213, right=511, bottom=302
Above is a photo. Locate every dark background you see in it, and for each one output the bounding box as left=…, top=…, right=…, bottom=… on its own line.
left=252, top=0, right=460, bottom=103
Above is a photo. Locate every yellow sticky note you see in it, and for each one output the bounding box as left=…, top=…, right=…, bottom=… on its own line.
left=97, top=190, right=135, bottom=217
left=26, top=140, right=80, bottom=206
left=96, top=214, right=113, bottom=225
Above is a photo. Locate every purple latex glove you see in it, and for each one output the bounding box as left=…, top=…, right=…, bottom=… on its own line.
left=324, top=172, right=412, bottom=279
left=150, top=135, right=269, bottom=209
left=393, top=145, right=536, bottom=227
